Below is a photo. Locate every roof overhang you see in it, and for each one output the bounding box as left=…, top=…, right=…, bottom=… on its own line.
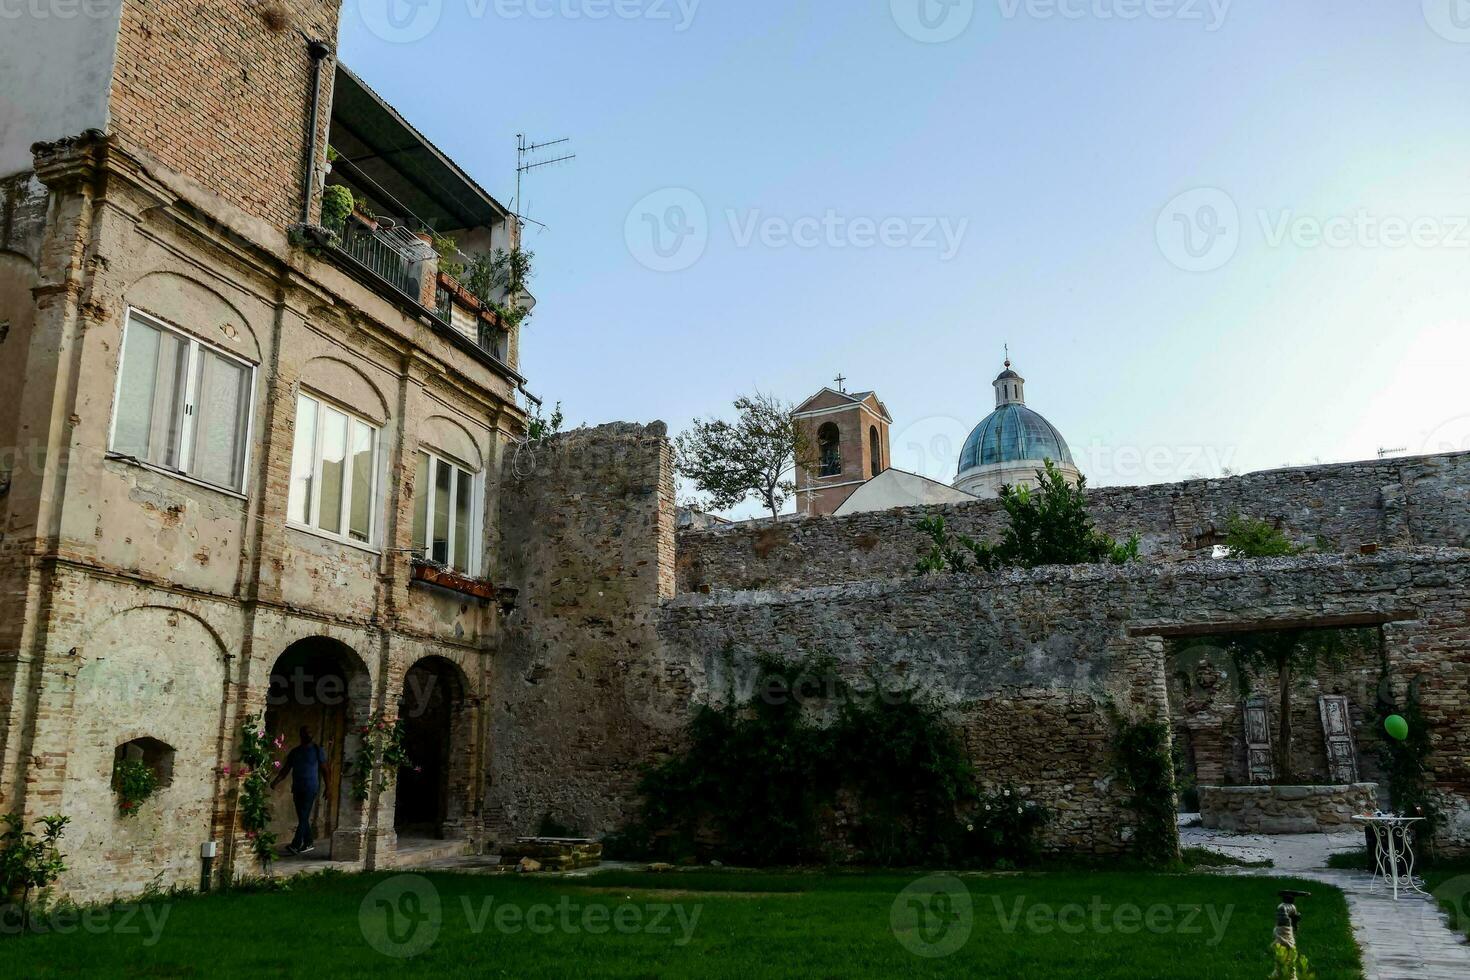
left=330, top=64, right=512, bottom=232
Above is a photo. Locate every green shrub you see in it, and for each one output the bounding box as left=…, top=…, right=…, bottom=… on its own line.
left=319, top=184, right=353, bottom=230
left=112, top=759, right=158, bottom=818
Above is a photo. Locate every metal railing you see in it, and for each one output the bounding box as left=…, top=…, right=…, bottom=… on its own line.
left=325, top=213, right=423, bottom=301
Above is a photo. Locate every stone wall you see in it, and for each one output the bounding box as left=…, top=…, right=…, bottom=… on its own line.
left=657, top=550, right=1470, bottom=854
left=1199, top=783, right=1381, bottom=834
left=488, top=423, right=682, bottom=844
left=676, top=452, right=1470, bottom=594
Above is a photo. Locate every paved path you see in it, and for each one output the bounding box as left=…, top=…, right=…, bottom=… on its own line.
left=1182, top=825, right=1470, bottom=980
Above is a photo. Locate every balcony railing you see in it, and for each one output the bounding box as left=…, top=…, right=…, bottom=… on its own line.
left=324, top=213, right=426, bottom=301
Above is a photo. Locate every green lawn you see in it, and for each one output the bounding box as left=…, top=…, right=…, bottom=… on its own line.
left=4, top=869, right=1360, bottom=978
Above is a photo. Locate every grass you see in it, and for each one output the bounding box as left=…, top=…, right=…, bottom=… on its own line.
left=2, top=868, right=1361, bottom=978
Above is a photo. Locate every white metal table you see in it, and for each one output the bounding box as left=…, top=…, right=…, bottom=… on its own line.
left=1352, top=814, right=1427, bottom=900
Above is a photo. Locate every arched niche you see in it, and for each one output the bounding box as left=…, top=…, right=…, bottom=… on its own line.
left=125, top=270, right=260, bottom=364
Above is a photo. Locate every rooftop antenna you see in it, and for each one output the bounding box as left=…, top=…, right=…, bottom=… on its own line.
left=514, top=134, right=576, bottom=232
left=1378, top=446, right=1407, bottom=459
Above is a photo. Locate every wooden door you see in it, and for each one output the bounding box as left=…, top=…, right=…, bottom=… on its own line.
left=1318, top=695, right=1360, bottom=784
left=1243, top=695, right=1275, bottom=783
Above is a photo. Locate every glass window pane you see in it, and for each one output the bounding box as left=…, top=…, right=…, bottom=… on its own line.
left=317, top=406, right=348, bottom=534
left=432, top=459, right=450, bottom=564
left=150, top=329, right=189, bottom=468
left=287, top=395, right=318, bottom=525
left=189, top=350, right=249, bottom=489
left=411, top=453, right=429, bottom=552
left=113, top=319, right=161, bottom=459
left=348, top=420, right=373, bottom=543
left=452, top=467, right=473, bottom=574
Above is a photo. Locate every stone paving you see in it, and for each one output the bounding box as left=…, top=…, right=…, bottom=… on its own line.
left=1182, top=824, right=1470, bottom=980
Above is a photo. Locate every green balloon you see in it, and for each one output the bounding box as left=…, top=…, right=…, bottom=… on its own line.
left=1384, top=715, right=1409, bottom=741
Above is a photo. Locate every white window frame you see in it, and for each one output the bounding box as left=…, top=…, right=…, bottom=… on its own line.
left=288, top=390, right=382, bottom=549
left=107, top=308, right=257, bottom=495
left=415, top=450, right=483, bottom=577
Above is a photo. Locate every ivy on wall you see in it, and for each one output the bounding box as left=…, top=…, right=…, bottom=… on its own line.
left=609, top=655, right=1046, bottom=868
left=1106, top=704, right=1180, bottom=866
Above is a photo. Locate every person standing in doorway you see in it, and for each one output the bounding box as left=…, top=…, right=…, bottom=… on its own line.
left=272, top=727, right=329, bottom=856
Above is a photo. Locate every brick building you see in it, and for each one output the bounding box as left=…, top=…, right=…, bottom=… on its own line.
left=0, top=1, right=538, bottom=894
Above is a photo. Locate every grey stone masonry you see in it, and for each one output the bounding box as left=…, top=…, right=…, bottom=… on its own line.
left=676, top=451, right=1470, bottom=594
left=1199, top=783, right=1382, bottom=834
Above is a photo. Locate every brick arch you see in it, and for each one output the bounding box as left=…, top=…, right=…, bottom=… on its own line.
left=393, top=654, right=477, bottom=841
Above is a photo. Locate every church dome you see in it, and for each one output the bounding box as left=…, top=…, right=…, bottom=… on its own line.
left=957, top=403, right=1074, bottom=473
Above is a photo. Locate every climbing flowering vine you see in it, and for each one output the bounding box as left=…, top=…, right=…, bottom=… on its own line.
left=233, top=713, right=283, bottom=865
left=351, top=711, right=412, bottom=803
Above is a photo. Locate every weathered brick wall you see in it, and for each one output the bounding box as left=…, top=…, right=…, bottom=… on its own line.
left=658, top=550, right=1470, bottom=853
left=677, top=452, right=1470, bottom=593
left=489, top=422, right=682, bottom=843
left=108, top=0, right=340, bottom=230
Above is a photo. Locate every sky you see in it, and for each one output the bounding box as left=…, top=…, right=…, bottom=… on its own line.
left=339, top=0, right=1470, bottom=519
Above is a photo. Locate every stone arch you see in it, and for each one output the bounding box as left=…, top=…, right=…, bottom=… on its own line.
left=300, top=355, right=390, bottom=425
left=126, top=269, right=260, bottom=363
left=264, top=636, right=375, bottom=860
left=418, top=414, right=484, bottom=472
left=61, top=605, right=231, bottom=894
left=394, top=654, right=475, bottom=841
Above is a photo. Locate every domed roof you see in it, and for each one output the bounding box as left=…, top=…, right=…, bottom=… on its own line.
left=957, top=404, right=1074, bottom=473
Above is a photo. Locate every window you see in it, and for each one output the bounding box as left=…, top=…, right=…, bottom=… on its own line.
left=287, top=392, right=379, bottom=545
left=817, top=422, right=842, bottom=477
left=110, top=310, right=254, bottom=492
left=869, top=425, right=882, bottom=477
left=411, top=451, right=482, bottom=575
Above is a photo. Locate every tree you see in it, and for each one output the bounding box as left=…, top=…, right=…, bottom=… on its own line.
left=917, top=460, right=1139, bottom=573
left=675, top=392, right=813, bottom=524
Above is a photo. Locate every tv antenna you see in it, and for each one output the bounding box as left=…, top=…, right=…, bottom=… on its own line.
left=1378, top=446, right=1407, bottom=459
left=515, top=134, right=576, bottom=232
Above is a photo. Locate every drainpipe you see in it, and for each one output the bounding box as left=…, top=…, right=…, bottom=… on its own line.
left=301, top=39, right=334, bottom=224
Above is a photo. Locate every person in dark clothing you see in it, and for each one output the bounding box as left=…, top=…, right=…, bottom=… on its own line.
left=271, top=727, right=329, bottom=856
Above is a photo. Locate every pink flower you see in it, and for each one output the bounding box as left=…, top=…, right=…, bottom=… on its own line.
left=272, top=760, right=282, bottom=770
left=413, top=766, right=423, bottom=774
left=273, top=735, right=286, bottom=749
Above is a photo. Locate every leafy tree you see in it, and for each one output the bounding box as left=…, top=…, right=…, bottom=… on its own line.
left=917, top=460, right=1139, bottom=573
left=675, top=392, right=813, bottom=524
left=526, top=401, right=564, bottom=444
left=1222, top=513, right=1298, bottom=557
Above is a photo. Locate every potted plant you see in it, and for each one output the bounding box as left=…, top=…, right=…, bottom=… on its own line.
left=113, top=757, right=159, bottom=818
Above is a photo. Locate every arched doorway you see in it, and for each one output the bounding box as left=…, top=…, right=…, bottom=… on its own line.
left=264, top=638, right=369, bottom=859
left=395, top=656, right=468, bottom=840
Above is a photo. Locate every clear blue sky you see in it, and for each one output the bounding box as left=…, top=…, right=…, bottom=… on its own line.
left=340, top=1, right=1470, bottom=518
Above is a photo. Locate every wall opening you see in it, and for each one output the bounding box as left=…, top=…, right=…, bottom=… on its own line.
left=265, top=637, right=369, bottom=858
left=818, top=422, right=841, bottom=477
left=112, top=737, right=176, bottom=789
left=869, top=425, right=881, bottom=477
left=395, top=656, right=469, bottom=839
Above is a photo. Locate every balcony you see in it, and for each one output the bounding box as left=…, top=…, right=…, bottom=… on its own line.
left=323, top=211, right=430, bottom=302
left=321, top=64, right=525, bottom=374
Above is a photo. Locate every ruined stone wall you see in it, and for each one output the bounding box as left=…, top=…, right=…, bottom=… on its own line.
left=1199, top=783, right=1380, bottom=834
left=677, top=452, right=1470, bottom=593
left=489, top=422, right=681, bottom=844
left=1168, top=646, right=1389, bottom=790
left=657, top=550, right=1470, bottom=853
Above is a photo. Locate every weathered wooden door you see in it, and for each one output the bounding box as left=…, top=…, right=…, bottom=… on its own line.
left=1243, top=695, right=1275, bottom=783
left=1318, top=695, right=1360, bottom=783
